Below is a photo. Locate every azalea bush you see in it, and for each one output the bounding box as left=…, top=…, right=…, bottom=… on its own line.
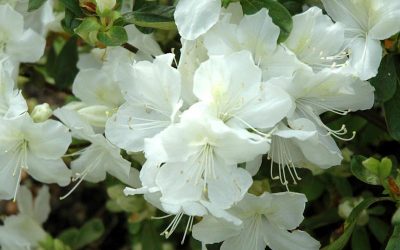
left=0, top=0, right=400, bottom=249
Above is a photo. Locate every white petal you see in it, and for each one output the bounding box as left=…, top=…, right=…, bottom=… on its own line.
left=264, top=223, right=320, bottom=250
left=6, top=29, right=45, bottom=63
left=156, top=162, right=203, bottom=207
left=192, top=216, right=241, bottom=244
left=368, top=1, right=400, bottom=40
left=236, top=9, right=280, bottom=62
left=125, top=24, right=163, bottom=57
left=33, top=186, right=51, bottom=224
left=72, top=68, right=124, bottom=107
left=208, top=166, right=252, bottom=208
left=221, top=218, right=266, bottom=250
left=178, top=38, right=208, bottom=106
left=321, top=0, right=367, bottom=30
left=349, top=36, right=382, bottom=80
left=245, top=155, right=263, bottom=176
left=203, top=21, right=240, bottom=56
left=27, top=154, right=71, bottom=186
left=25, top=119, right=72, bottom=159
left=174, top=0, right=221, bottom=40
left=16, top=186, right=34, bottom=218
left=284, top=7, right=345, bottom=68
left=193, top=51, right=262, bottom=103
left=0, top=153, right=19, bottom=200
left=0, top=215, right=46, bottom=249
left=232, top=84, right=293, bottom=129
left=53, top=108, right=95, bottom=140
left=266, top=192, right=307, bottom=230
left=0, top=4, right=24, bottom=40
left=71, top=146, right=107, bottom=183
left=105, top=102, right=170, bottom=152
left=261, top=46, right=308, bottom=80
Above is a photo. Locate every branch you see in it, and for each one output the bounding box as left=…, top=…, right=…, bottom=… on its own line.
left=121, top=43, right=139, bottom=54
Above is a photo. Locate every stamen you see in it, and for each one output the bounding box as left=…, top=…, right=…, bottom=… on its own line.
left=268, top=135, right=302, bottom=189
left=60, top=152, right=104, bottom=200
left=158, top=212, right=194, bottom=245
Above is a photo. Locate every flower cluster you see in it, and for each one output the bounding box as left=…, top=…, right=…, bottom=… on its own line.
left=0, top=0, right=400, bottom=249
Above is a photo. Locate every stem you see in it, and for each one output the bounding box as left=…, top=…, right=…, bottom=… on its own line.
left=121, top=43, right=139, bottom=54
left=354, top=110, right=387, bottom=131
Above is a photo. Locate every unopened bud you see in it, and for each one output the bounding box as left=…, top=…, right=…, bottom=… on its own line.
left=338, top=197, right=369, bottom=226
left=96, top=0, right=116, bottom=13
left=31, top=103, right=52, bottom=122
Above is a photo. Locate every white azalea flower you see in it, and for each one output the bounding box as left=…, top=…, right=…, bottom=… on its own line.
left=193, top=192, right=320, bottom=250
left=54, top=108, right=140, bottom=199
left=0, top=61, right=27, bottom=118
left=267, top=68, right=375, bottom=141
left=0, top=4, right=45, bottom=71
left=64, top=64, right=125, bottom=129
left=174, top=0, right=222, bottom=40
left=268, top=118, right=342, bottom=187
left=284, top=7, right=348, bottom=72
left=0, top=186, right=50, bottom=250
left=124, top=160, right=242, bottom=243
left=144, top=111, right=267, bottom=209
left=321, top=0, right=400, bottom=80
left=203, top=8, right=306, bottom=80
left=105, top=54, right=183, bottom=152
left=193, top=51, right=293, bottom=132
left=0, top=113, right=71, bottom=200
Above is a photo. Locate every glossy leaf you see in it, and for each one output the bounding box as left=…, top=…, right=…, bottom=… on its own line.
left=384, top=85, right=400, bottom=141
left=350, top=155, right=380, bottom=185
left=322, top=197, right=390, bottom=250
left=370, top=55, right=398, bottom=103
left=386, top=224, right=400, bottom=250
left=28, top=0, right=47, bottom=11
left=98, top=26, right=128, bottom=46
left=123, top=5, right=176, bottom=30
left=53, top=36, right=79, bottom=90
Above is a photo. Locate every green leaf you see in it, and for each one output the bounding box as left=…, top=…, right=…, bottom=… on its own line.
left=98, top=26, right=128, bottom=46
left=60, top=0, right=84, bottom=17
left=74, top=17, right=101, bottom=45
left=322, top=197, right=391, bottom=250
left=368, top=217, right=390, bottom=244
left=384, top=84, right=400, bottom=141
left=28, top=0, right=47, bottom=11
left=141, top=220, right=162, bottom=250
left=350, top=155, right=380, bottom=185
left=123, top=5, right=176, bottom=30
left=240, top=0, right=293, bottom=42
left=332, top=176, right=353, bottom=197
left=386, top=224, right=400, bottom=250
left=54, top=36, right=79, bottom=89
left=351, top=226, right=371, bottom=250
left=62, top=9, right=82, bottom=34
left=380, top=157, right=393, bottom=179
left=278, top=0, right=305, bottom=15
left=370, top=55, right=398, bottom=103
left=59, top=219, right=105, bottom=249
left=39, top=235, right=72, bottom=250
left=301, top=208, right=341, bottom=230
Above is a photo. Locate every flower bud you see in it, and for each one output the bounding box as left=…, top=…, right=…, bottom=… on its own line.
left=338, top=197, right=369, bottom=226
left=96, top=0, right=116, bottom=13
left=31, top=103, right=52, bottom=122
left=77, top=105, right=113, bottom=128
